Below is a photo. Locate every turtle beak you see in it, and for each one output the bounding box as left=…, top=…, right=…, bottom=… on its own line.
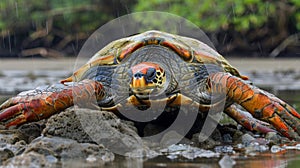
left=130, top=71, right=156, bottom=94
left=132, top=77, right=147, bottom=89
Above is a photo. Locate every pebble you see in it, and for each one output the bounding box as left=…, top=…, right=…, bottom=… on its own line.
left=0, top=148, right=14, bottom=164
left=214, top=146, right=234, bottom=153
left=218, top=155, right=236, bottom=168
left=161, top=144, right=220, bottom=159
left=241, top=134, right=255, bottom=146
left=270, top=145, right=284, bottom=153
left=45, top=155, right=58, bottom=163
left=86, top=155, right=97, bottom=162
left=244, top=142, right=269, bottom=154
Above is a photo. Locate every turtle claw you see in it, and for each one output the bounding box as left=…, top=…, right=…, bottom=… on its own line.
left=0, top=103, right=34, bottom=127
left=261, top=96, right=300, bottom=140
left=0, top=95, right=53, bottom=127
left=210, top=72, right=300, bottom=140
left=225, top=105, right=276, bottom=134
left=0, top=79, right=105, bottom=128
left=0, top=98, right=18, bottom=111
left=241, top=89, right=300, bottom=140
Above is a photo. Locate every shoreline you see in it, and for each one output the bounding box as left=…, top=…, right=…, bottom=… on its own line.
left=0, top=58, right=299, bottom=72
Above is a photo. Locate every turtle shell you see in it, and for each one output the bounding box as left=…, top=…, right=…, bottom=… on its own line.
left=62, top=30, right=247, bottom=83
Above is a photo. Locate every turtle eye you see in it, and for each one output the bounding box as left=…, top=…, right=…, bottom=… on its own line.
left=146, top=68, right=156, bottom=82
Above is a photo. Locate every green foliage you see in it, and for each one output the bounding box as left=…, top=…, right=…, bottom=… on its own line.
left=291, top=0, right=300, bottom=30
left=0, top=0, right=113, bottom=34
left=0, top=0, right=298, bottom=56
left=134, top=0, right=299, bottom=32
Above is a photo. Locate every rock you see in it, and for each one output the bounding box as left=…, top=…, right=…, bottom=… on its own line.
left=42, top=107, right=94, bottom=143
left=265, top=132, right=282, bottom=144
left=160, top=144, right=220, bottom=159
left=25, top=136, right=114, bottom=162
left=43, top=107, right=144, bottom=154
left=125, top=147, right=160, bottom=158
left=214, top=146, right=234, bottom=154
left=3, top=151, right=52, bottom=167
left=191, top=130, right=221, bottom=149
left=218, top=155, right=236, bottom=168
left=244, top=142, right=269, bottom=155
left=0, top=130, right=24, bottom=144
left=0, top=122, right=43, bottom=145
left=17, top=122, right=45, bottom=143
left=270, top=145, right=284, bottom=153
left=159, top=130, right=191, bottom=147
left=240, top=133, right=255, bottom=146
left=0, top=130, right=27, bottom=156
left=0, top=148, right=14, bottom=164
left=232, top=130, right=244, bottom=143
left=218, top=125, right=239, bottom=143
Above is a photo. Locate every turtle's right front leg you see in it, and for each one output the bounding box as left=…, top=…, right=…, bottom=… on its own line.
left=0, top=79, right=105, bottom=127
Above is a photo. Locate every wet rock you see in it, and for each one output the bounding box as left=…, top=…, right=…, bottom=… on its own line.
left=0, top=122, right=43, bottom=145
left=43, top=107, right=144, bottom=154
left=240, top=133, right=255, bottom=146
left=0, top=130, right=24, bottom=144
left=43, top=107, right=94, bottom=143
left=214, top=146, right=234, bottom=154
left=18, top=122, right=45, bottom=143
left=218, top=125, right=239, bottom=143
left=232, top=130, right=244, bottom=142
left=265, top=132, right=282, bottom=144
left=282, top=144, right=300, bottom=150
left=25, top=136, right=114, bottom=162
left=0, top=141, right=26, bottom=157
left=125, top=147, right=160, bottom=158
left=159, top=130, right=191, bottom=147
left=244, top=141, right=269, bottom=155
left=0, top=130, right=27, bottom=156
left=3, top=151, right=52, bottom=167
left=160, top=144, right=220, bottom=159
left=270, top=145, right=285, bottom=153
left=191, top=130, right=221, bottom=149
left=218, top=155, right=236, bottom=168
left=0, top=148, right=14, bottom=164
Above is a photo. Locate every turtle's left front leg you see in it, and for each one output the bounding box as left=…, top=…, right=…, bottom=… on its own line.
left=0, top=79, right=105, bottom=127
left=208, top=72, right=300, bottom=140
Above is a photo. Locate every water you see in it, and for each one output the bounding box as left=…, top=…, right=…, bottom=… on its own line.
left=52, top=150, right=300, bottom=168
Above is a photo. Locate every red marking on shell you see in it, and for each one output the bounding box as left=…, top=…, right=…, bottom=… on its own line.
left=118, top=42, right=144, bottom=61
left=131, top=62, right=161, bottom=75
left=161, top=41, right=192, bottom=61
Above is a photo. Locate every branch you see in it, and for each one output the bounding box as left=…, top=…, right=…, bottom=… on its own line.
left=21, top=47, right=64, bottom=58
left=269, top=33, right=300, bottom=57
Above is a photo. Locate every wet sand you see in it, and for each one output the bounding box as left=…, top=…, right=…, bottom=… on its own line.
left=0, top=58, right=300, bottom=72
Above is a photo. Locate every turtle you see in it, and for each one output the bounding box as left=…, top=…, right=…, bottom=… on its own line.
left=0, top=30, right=300, bottom=140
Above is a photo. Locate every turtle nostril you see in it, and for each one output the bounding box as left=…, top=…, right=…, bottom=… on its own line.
left=134, top=72, right=144, bottom=78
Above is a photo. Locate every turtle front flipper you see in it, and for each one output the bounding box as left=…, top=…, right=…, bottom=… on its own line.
left=209, top=72, right=300, bottom=140
left=0, top=79, right=105, bottom=127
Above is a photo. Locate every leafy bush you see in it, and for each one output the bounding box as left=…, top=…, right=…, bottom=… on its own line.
left=0, top=0, right=132, bottom=56
left=134, top=0, right=299, bottom=32
left=134, top=0, right=299, bottom=56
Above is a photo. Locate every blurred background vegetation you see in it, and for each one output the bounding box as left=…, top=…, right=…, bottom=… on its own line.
left=0, top=0, right=299, bottom=58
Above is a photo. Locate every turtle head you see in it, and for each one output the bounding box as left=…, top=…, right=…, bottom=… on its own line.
left=129, top=62, right=166, bottom=97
